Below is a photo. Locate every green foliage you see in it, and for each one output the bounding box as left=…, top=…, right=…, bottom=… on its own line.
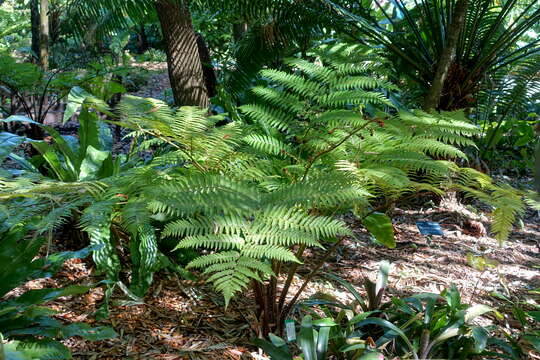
left=475, top=54, right=540, bottom=171
left=290, top=267, right=508, bottom=360
left=489, top=289, right=540, bottom=359
left=253, top=316, right=346, bottom=360
left=322, top=0, right=540, bottom=110
left=0, top=1, right=31, bottom=53
left=0, top=222, right=116, bottom=359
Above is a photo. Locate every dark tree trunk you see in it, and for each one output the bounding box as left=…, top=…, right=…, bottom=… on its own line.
left=423, top=0, right=469, bottom=111
left=233, top=22, right=248, bottom=41
left=49, top=6, right=61, bottom=44
left=30, top=0, right=40, bottom=62
left=535, top=126, right=540, bottom=195
left=155, top=0, right=210, bottom=108
left=195, top=33, right=217, bottom=98
left=137, top=24, right=149, bottom=54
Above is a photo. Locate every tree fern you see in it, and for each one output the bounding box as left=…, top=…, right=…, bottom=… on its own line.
left=167, top=204, right=350, bottom=306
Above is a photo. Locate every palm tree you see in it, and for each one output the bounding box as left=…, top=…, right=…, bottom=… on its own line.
left=322, top=0, right=540, bottom=111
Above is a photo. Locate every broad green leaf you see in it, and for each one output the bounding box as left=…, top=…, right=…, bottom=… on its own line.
left=362, top=213, right=395, bottom=248
left=130, top=225, right=160, bottom=297
left=339, top=342, right=367, bottom=352
left=312, top=318, right=337, bottom=327
left=2, top=339, right=70, bottom=360
left=297, top=316, right=317, bottom=360
left=316, top=325, right=331, bottom=359
left=31, top=141, right=76, bottom=181
left=8, top=285, right=91, bottom=307
left=0, top=132, right=25, bottom=163
left=356, top=318, right=418, bottom=360
left=78, top=146, right=110, bottom=181
left=527, top=311, right=540, bottom=323
left=524, top=334, right=540, bottom=352
left=472, top=326, right=488, bottom=353
left=464, top=304, right=494, bottom=323
left=269, top=333, right=288, bottom=348
left=3, top=115, right=39, bottom=125
left=349, top=311, right=379, bottom=325
left=62, top=323, right=117, bottom=341
left=253, top=338, right=292, bottom=360
left=78, top=109, right=102, bottom=162
left=63, top=86, right=92, bottom=123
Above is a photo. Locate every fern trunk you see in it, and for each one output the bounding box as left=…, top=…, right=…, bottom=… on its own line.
left=155, top=0, right=210, bottom=108
left=423, top=0, right=469, bottom=111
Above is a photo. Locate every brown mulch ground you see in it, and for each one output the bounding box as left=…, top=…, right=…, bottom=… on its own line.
left=131, top=62, right=170, bottom=100
left=6, top=198, right=538, bottom=359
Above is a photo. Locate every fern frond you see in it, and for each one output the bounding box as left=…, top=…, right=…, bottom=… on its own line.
left=176, top=234, right=246, bottom=251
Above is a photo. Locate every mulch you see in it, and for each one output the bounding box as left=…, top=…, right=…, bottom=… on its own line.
left=5, top=197, right=538, bottom=359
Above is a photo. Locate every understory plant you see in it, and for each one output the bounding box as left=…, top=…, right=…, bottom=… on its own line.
left=0, top=219, right=116, bottom=359
left=261, top=264, right=506, bottom=360
left=0, top=92, right=166, bottom=311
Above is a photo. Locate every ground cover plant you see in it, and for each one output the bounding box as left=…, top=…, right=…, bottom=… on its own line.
left=0, top=0, right=539, bottom=358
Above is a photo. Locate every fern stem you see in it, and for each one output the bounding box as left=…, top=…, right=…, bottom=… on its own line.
left=280, top=238, right=344, bottom=322
left=252, top=280, right=271, bottom=337
left=277, top=244, right=307, bottom=314
left=301, top=120, right=373, bottom=181
left=266, top=260, right=280, bottom=328
left=280, top=207, right=380, bottom=320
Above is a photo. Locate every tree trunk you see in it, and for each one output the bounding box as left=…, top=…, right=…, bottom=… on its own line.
left=137, top=24, right=149, bottom=54
left=30, top=0, right=40, bottom=62
left=423, top=0, right=469, bottom=111
left=195, top=33, right=217, bottom=98
left=39, top=0, right=49, bottom=70
left=233, top=22, right=248, bottom=41
left=535, top=126, right=540, bottom=195
left=155, top=0, right=210, bottom=108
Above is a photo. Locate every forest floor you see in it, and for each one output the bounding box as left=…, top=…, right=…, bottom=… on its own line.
left=10, top=199, right=538, bottom=359
left=6, top=64, right=540, bottom=359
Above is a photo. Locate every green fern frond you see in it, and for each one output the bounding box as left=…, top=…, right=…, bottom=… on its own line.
left=260, top=69, right=322, bottom=97
left=240, top=103, right=295, bottom=132
left=243, top=134, right=291, bottom=156
left=176, top=234, right=246, bottom=251
left=250, top=86, right=304, bottom=113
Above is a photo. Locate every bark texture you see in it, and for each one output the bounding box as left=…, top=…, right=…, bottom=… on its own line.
left=423, top=0, right=469, bottom=111
left=195, top=33, right=217, bottom=98
left=39, top=0, right=49, bottom=70
left=30, top=0, right=40, bottom=62
left=155, top=0, right=210, bottom=108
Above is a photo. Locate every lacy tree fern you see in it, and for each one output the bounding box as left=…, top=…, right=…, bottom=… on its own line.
left=137, top=42, right=532, bottom=336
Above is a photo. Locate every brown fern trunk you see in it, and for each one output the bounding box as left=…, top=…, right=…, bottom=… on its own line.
left=423, top=0, right=469, bottom=111
left=155, top=0, right=210, bottom=108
